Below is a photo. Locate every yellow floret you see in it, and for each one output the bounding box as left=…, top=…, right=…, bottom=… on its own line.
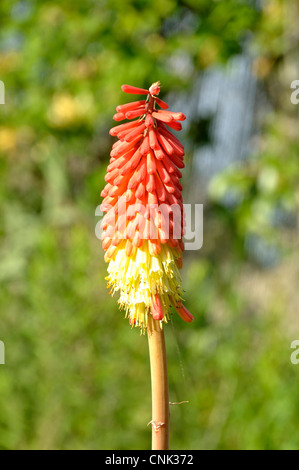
left=105, top=241, right=183, bottom=331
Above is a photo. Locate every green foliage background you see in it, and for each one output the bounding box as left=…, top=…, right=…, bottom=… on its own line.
left=1, top=0, right=299, bottom=449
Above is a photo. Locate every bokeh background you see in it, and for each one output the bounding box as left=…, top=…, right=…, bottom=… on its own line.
left=1, top=0, right=299, bottom=450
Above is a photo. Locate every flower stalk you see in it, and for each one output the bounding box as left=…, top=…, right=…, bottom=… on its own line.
left=147, top=316, right=169, bottom=450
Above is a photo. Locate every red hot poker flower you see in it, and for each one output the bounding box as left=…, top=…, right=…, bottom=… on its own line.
left=101, top=81, right=194, bottom=331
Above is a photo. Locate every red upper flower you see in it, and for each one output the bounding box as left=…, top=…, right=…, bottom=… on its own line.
left=101, top=82, right=187, bottom=258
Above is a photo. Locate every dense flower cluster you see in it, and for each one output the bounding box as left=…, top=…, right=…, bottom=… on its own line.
left=101, top=82, right=193, bottom=331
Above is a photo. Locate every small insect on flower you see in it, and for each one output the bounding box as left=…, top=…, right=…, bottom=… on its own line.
left=101, top=81, right=194, bottom=332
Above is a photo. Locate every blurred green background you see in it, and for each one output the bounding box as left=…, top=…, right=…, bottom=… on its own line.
left=1, top=0, right=299, bottom=450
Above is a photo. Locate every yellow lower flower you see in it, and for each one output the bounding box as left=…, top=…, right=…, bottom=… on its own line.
left=105, top=240, right=184, bottom=331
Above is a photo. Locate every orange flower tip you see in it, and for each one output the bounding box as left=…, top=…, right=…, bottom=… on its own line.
left=149, top=81, right=161, bottom=96
left=121, top=84, right=149, bottom=95
left=116, top=100, right=146, bottom=113
left=175, top=304, right=194, bottom=323
left=156, top=111, right=186, bottom=123
left=113, top=112, right=126, bottom=121
left=125, top=108, right=145, bottom=119
left=148, top=240, right=161, bottom=256
left=152, top=311, right=164, bottom=321
left=132, top=231, right=143, bottom=248
left=125, top=240, right=133, bottom=256
left=125, top=189, right=134, bottom=202
left=166, top=121, right=182, bottom=131
left=174, top=112, right=186, bottom=121
left=145, top=114, right=154, bottom=128
left=99, top=202, right=109, bottom=212
left=106, top=245, right=117, bottom=259
left=100, top=188, right=108, bottom=197
left=152, top=111, right=173, bottom=123
left=102, top=237, right=111, bottom=250
left=151, top=294, right=164, bottom=321
left=169, top=238, right=179, bottom=248
left=155, top=97, right=168, bottom=109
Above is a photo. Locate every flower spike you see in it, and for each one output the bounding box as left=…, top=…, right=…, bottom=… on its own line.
left=102, top=82, right=193, bottom=332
